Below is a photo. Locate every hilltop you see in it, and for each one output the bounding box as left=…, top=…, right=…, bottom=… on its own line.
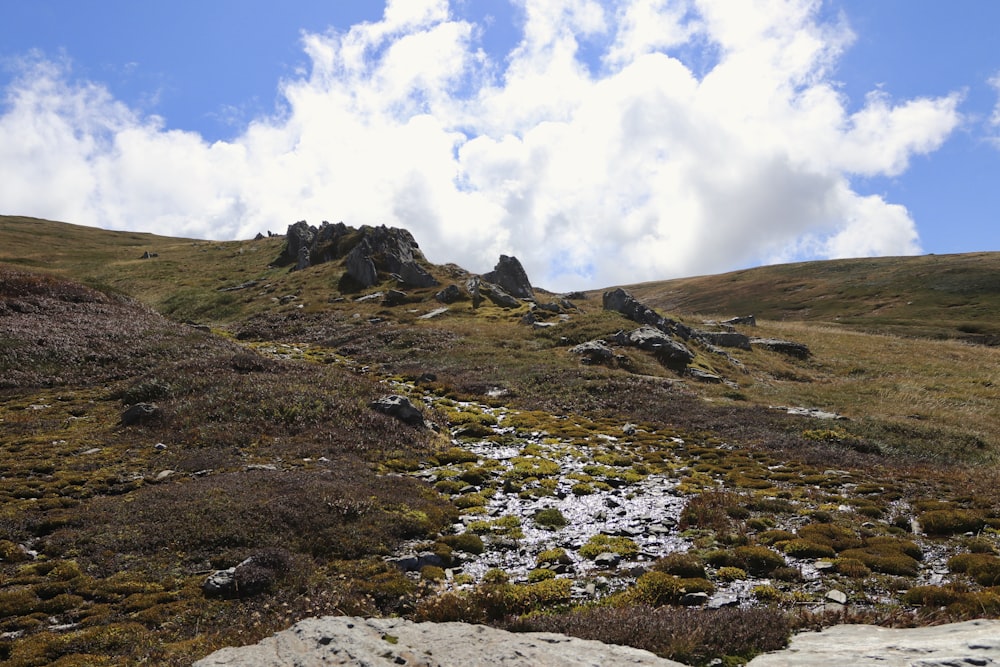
left=1, top=216, right=999, bottom=666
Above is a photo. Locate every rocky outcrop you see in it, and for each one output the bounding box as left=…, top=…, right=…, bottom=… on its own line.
left=194, top=617, right=1000, bottom=667
left=281, top=222, right=439, bottom=289
left=746, top=619, right=1000, bottom=666
left=193, top=616, right=686, bottom=667
left=483, top=255, right=533, bottom=299
left=570, top=340, right=615, bottom=365
left=602, top=289, right=691, bottom=339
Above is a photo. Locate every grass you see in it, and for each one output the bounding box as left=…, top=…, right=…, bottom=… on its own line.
left=2, top=216, right=1000, bottom=665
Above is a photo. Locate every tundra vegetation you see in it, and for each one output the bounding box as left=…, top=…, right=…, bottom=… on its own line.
left=1, top=216, right=999, bottom=666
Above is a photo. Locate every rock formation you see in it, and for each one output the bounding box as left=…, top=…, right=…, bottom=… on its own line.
left=483, top=255, right=534, bottom=299
left=280, top=221, right=438, bottom=289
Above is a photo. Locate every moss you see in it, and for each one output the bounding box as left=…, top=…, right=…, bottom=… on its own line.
left=796, top=523, right=862, bottom=552
left=715, top=566, right=747, bottom=582
left=652, top=552, right=706, bottom=579
left=707, top=546, right=785, bottom=577
left=536, top=548, right=572, bottom=566
left=782, top=539, right=836, bottom=559
left=579, top=535, right=639, bottom=560
left=420, top=565, right=446, bottom=581
left=533, top=508, right=568, bottom=529
left=628, top=571, right=714, bottom=606
left=839, top=547, right=919, bottom=577
left=920, top=509, right=986, bottom=536
left=834, top=557, right=871, bottom=578
left=751, top=584, right=782, bottom=601
left=527, top=568, right=557, bottom=582
left=439, top=533, right=485, bottom=555
left=948, top=553, right=1000, bottom=586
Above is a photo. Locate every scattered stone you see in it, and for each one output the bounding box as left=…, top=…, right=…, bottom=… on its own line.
left=482, top=255, right=534, bottom=299
left=79, top=447, right=102, bottom=455
left=750, top=337, right=811, bottom=359
left=782, top=406, right=846, bottom=420
left=121, top=402, right=161, bottom=426
left=593, top=552, right=622, bottom=568
left=140, top=251, right=158, bottom=259
left=419, top=307, right=449, bottom=320
left=153, top=470, right=175, bottom=482
left=154, top=442, right=168, bottom=450
left=722, top=315, right=756, bottom=327
left=825, top=589, right=848, bottom=604
left=682, top=592, right=710, bottom=606
left=194, top=616, right=686, bottom=667
left=369, top=395, right=426, bottom=427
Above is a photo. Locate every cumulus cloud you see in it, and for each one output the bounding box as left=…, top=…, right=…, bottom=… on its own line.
left=0, top=0, right=963, bottom=290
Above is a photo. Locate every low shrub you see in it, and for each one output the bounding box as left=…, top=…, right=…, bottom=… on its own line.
left=839, top=547, right=919, bottom=577
left=707, top=545, right=785, bottom=577
left=504, top=605, right=792, bottom=665
left=536, top=548, right=571, bottom=566
left=716, top=566, right=747, bottom=582
left=948, top=553, right=1000, bottom=586
left=533, top=508, right=568, bottom=529
left=920, top=510, right=986, bottom=536
left=579, top=535, right=639, bottom=560
left=796, top=523, right=862, bottom=552
left=439, top=533, right=485, bottom=555
left=652, top=552, right=706, bottom=579
left=834, top=558, right=871, bottom=578
left=628, top=572, right=714, bottom=606
left=782, top=539, right=836, bottom=559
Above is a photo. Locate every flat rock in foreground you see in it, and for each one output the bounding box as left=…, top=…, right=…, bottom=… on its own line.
left=192, top=615, right=684, bottom=667
left=747, top=619, right=1000, bottom=666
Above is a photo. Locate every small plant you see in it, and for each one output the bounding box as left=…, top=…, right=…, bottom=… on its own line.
left=527, top=568, right=557, bottom=582
left=533, top=507, right=568, bottom=529
left=752, top=584, right=782, bottom=601
left=536, top=547, right=572, bottom=566
left=715, top=566, right=747, bottom=582
left=579, top=535, right=639, bottom=560
left=920, top=509, right=986, bottom=536
left=652, top=552, right=706, bottom=579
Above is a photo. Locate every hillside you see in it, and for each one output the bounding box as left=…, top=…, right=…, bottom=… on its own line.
left=2, top=216, right=999, bottom=666
left=617, top=252, right=1000, bottom=345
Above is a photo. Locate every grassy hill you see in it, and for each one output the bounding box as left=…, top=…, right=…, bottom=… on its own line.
left=616, top=252, right=1000, bottom=344
left=2, top=216, right=1000, bottom=666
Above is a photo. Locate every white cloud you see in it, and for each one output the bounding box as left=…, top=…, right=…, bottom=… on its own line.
left=0, top=0, right=963, bottom=291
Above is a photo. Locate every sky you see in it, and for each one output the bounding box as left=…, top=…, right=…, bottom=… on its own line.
left=1, top=0, right=998, bottom=292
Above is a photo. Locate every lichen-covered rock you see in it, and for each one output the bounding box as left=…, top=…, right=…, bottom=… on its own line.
left=121, top=402, right=161, bottom=426
left=370, top=395, right=426, bottom=426
left=750, top=338, right=811, bottom=358
left=570, top=340, right=615, bottom=365
left=482, top=254, right=534, bottom=299
left=193, top=615, right=686, bottom=666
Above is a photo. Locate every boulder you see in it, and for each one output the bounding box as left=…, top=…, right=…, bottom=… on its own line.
left=121, top=402, right=161, bottom=426
left=369, top=395, right=426, bottom=427
left=285, top=221, right=316, bottom=264
left=483, top=255, right=534, bottom=299
left=722, top=315, right=756, bottom=327
left=383, top=290, right=408, bottom=307
left=570, top=340, right=615, bottom=365
left=615, top=327, right=694, bottom=367
left=750, top=338, right=811, bottom=359
left=696, top=331, right=752, bottom=350
left=193, top=616, right=686, bottom=667
left=480, top=281, right=522, bottom=309
left=435, top=284, right=464, bottom=304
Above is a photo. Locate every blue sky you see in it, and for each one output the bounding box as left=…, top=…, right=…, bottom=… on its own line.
left=1, top=0, right=998, bottom=291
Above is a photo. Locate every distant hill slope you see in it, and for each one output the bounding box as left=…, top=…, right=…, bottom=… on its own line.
left=3, top=216, right=998, bottom=344
left=614, top=253, right=1000, bottom=344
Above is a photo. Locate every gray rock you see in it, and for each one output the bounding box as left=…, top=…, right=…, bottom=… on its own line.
left=285, top=220, right=316, bottom=263
left=603, top=288, right=692, bottom=339
left=686, top=368, right=723, bottom=383
left=751, top=337, right=811, bottom=359
left=383, top=289, right=408, bottom=306
left=435, top=284, right=464, bottom=304
left=825, top=589, right=847, bottom=604
left=369, top=395, right=425, bottom=426
left=194, top=616, right=686, bottom=666
left=696, top=330, right=752, bottom=350
left=722, top=315, right=756, bottom=327
left=570, top=340, right=615, bottom=365
left=479, top=281, right=522, bottom=308
left=483, top=255, right=533, bottom=299
left=345, top=249, right=378, bottom=288
left=593, top=551, right=621, bottom=568
left=121, top=402, right=161, bottom=426
left=616, top=327, right=694, bottom=367
left=747, top=620, right=1000, bottom=666
left=419, top=307, right=449, bottom=320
